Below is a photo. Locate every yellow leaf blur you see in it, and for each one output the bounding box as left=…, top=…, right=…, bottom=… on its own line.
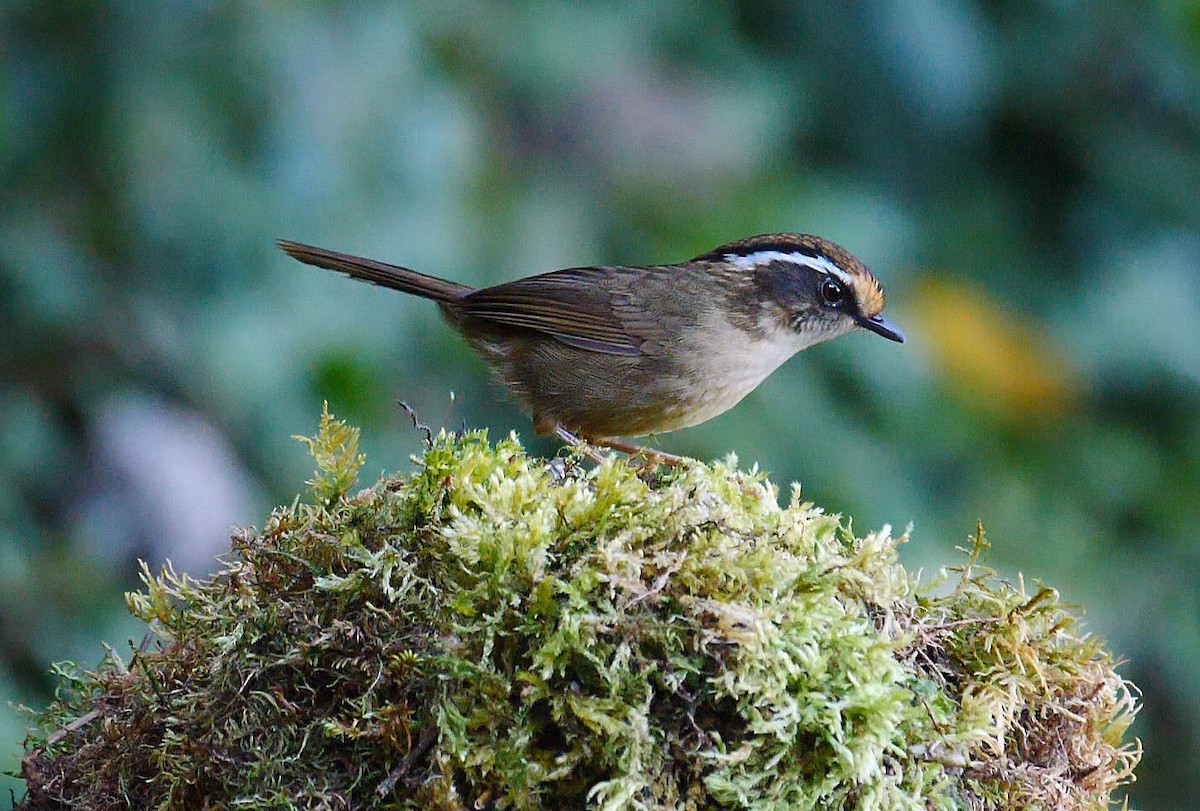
left=911, top=278, right=1080, bottom=423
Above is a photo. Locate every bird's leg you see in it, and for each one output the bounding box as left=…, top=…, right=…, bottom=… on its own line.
left=590, top=436, right=689, bottom=467
left=552, top=426, right=608, bottom=464
left=551, top=426, right=688, bottom=468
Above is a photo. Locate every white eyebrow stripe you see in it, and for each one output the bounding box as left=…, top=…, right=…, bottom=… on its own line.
left=726, top=250, right=853, bottom=286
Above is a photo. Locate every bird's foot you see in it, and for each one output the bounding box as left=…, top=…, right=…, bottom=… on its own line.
left=595, top=436, right=689, bottom=467
left=553, top=427, right=688, bottom=468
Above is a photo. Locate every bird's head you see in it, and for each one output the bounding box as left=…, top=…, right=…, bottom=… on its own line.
left=695, top=233, right=905, bottom=346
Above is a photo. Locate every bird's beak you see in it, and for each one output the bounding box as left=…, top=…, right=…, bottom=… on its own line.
left=857, top=314, right=906, bottom=343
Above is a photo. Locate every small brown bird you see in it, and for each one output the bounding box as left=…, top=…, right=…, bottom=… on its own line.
left=279, top=234, right=904, bottom=462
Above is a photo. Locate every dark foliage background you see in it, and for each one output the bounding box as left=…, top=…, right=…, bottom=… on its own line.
left=1, top=2, right=1197, bottom=807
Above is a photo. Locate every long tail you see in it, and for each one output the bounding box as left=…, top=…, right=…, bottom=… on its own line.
left=277, top=240, right=473, bottom=303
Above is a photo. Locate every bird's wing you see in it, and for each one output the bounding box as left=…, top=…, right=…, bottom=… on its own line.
left=461, top=267, right=645, bottom=356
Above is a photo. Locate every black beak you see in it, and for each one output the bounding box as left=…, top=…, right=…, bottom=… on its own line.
left=857, top=314, right=905, bottom=343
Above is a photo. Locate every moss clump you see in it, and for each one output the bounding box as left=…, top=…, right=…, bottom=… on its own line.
left=19, top=410, right=1139, bottom=810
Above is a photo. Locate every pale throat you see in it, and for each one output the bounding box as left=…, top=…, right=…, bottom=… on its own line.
left=668, top=307, right=834, bottom=430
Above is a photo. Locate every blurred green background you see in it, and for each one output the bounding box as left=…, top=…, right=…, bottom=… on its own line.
left=2, top=1, right=1198, bottom=807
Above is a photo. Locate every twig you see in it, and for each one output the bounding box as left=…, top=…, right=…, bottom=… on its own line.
left=397, top=401, right=434, bottom=445
left=44, top=708, right=103, bottom=748
left=376, top=727, right=437, bottom=797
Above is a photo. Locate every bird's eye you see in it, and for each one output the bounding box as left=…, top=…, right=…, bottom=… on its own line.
left=820, top=278, right=846, bottom=306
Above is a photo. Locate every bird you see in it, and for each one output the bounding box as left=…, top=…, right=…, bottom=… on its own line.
left=278, top=233, right=904, bottom=464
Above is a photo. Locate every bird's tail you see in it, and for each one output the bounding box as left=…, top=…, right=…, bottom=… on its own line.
left=277, top=240, right=473, bottom=303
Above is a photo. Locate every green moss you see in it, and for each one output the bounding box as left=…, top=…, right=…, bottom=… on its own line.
left=19, top=412, right=1139, bottom=810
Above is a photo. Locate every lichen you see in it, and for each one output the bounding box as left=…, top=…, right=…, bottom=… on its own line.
left=18, top=410, right=1140, bottom=810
